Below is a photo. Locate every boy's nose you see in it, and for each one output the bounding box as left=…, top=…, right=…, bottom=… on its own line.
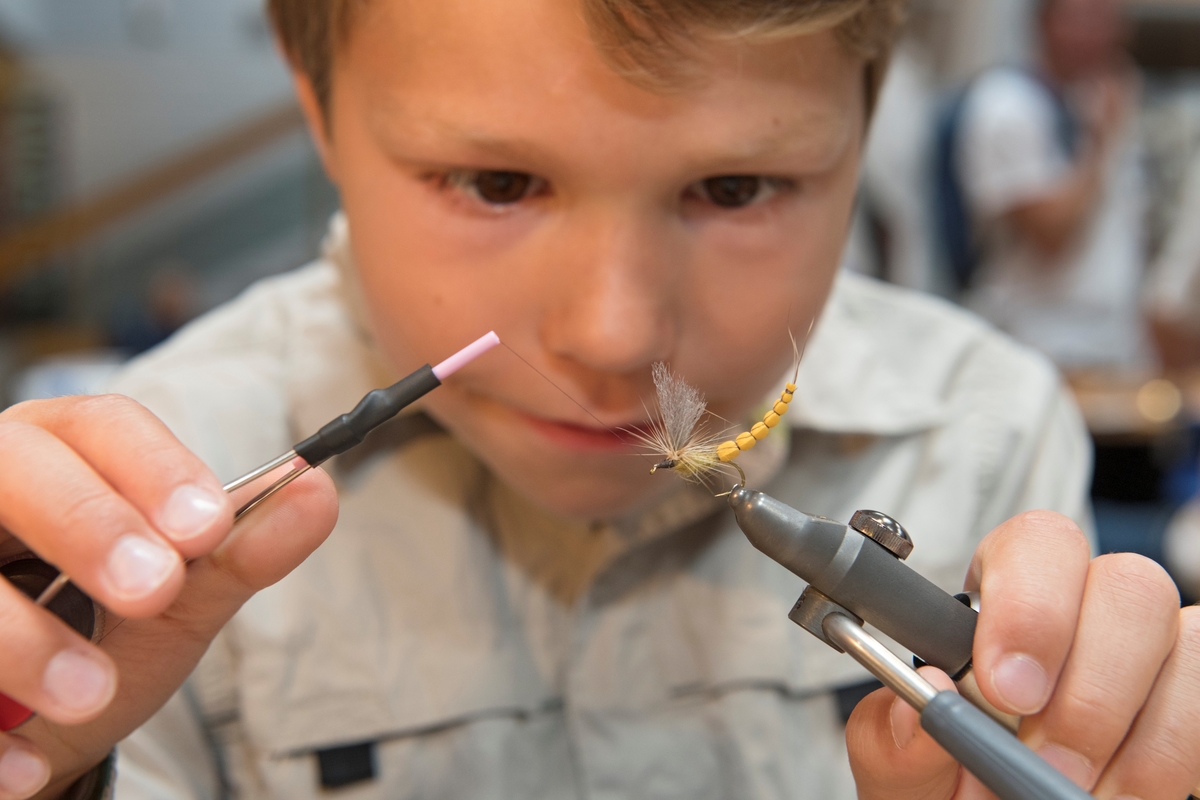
left=541, top=208, right=678, bottom=375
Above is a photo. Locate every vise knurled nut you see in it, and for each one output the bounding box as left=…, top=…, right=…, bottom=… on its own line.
left=850, top=510, right=914, bottom=560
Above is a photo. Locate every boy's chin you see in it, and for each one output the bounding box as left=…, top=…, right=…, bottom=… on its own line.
left=486, top=457, right=680, bottom=522
left=423, top=398, right=686, bottom=521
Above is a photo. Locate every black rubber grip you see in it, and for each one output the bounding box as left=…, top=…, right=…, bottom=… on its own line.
left=728, top=487, right=977, bottom=676
left=921, top=692, right=1093, bottom=800
left=294, top=365, right=440, bottom=466
left=1, top=559, right=95, bottom=640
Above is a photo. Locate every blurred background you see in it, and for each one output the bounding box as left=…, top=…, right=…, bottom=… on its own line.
left=847, top=0, right=1200, bottom=604
left=0, top=0, right=1198, bottom=601
left=0, top=0, right=336, bottom=400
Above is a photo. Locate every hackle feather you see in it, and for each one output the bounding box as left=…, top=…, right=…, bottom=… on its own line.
left=624, top=362, right=729, bottom=482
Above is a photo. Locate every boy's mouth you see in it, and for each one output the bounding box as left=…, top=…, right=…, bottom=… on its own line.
left=516, top=411, right=650, bottom=453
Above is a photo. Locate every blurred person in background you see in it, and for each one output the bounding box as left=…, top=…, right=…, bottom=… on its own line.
left=1143, top=148, right=1200, bottom=371
left=1163, top=500, right=1200, bottom=604
left=847, top=1, right=946, bottom=295
left=943, top=0, right=1150, bottom=370
left=110, top=266, right=200, bottom=356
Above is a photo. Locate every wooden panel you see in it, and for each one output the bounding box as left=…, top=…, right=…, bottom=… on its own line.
left=0, top=103, right=306, bottom=290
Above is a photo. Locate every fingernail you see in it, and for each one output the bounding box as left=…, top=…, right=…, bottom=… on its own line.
left=0, top=747, right=49, bottom=795
left=43, top=650, right=115, bottom=718
left=1037, top=743, right=1095, bottom=788
left=158, top=484, right=223, bottom=542
left=105, top=534, right=179, bottom=601
left=991, top=653, right=1050, bottom=714
left=890, top=695, right=918, bottom=749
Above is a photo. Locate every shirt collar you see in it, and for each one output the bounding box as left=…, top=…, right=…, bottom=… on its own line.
left=791, top=270, right=950, bottom=436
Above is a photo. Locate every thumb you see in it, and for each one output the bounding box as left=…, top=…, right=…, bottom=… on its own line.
left=123, top=465, right=339, bottom=642
left=188, top=465, right=339, bottom=624
left=846, top=667, right=962, bottom=800
left=28, top=467, right=339, bottom=768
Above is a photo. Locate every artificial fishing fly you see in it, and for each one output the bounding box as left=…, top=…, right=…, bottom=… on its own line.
left=634, top=330, right=806, bottom=490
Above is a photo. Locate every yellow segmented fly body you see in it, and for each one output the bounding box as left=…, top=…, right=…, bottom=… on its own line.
left=715, top=379, right=796, bottom=464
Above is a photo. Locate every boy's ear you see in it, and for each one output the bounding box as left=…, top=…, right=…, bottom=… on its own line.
left=290, top=68, right=341, bottom=187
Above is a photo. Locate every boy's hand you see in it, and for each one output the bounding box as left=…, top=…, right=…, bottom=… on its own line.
left=0, top=395, right=338, bottom=799
left=846, top=510, right=1200, bottom=800
left=1083, top=70, right=1138, bottom=154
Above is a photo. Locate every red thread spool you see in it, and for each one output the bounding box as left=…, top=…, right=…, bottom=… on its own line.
left=0, top=693, right=32, bottom=731
left=0, top=560, right=99, bottom=731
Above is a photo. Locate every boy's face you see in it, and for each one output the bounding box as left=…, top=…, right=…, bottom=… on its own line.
left=301, top=0, right=865, bottom=519
left=1041, top=0, right=1127, bottom=77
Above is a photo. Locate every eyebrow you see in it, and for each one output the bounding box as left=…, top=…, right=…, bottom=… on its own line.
left=686, top=112, right=852, bottom=171
left=367, top=98, right=555, bottom=161
left=427, top=123, right=550, bottom=163
left=371, top=101, right=853, bottom=175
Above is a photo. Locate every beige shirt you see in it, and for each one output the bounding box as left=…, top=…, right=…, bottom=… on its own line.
left=108, top=222, right=1092, bottom=799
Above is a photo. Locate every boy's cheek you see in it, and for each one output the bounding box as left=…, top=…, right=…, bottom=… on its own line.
left=346, top=249, right=523, bottom=381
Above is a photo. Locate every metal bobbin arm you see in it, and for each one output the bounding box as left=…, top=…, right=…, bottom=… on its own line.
left=792, top=588, right=1092, bottom=800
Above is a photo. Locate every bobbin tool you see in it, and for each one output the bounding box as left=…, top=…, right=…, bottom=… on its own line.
left=727, top=485, right=1093, bottom=800
left=28, top=331, right=502, bottom=612
left=1, top=331, right=500, bottom=732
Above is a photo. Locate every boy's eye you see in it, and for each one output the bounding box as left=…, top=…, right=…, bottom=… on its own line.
left=472, top=171, right=532, bottom=203
left=446, top=170, right=543, bottom=206
left=687, top=175, right=794, bottom=209
left=703, top=176, right=762, bottom=207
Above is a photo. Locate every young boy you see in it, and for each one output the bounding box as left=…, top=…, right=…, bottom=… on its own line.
left=0, top=0, right=1196, bottom=798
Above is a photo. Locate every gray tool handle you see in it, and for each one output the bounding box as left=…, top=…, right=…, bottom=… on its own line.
left=921, top=692, right=1092, bottom=800
left=727, top=487, right=978, bottom=676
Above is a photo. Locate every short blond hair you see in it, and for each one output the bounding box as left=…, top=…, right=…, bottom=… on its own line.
left=267, top=0, right=906, bottom=114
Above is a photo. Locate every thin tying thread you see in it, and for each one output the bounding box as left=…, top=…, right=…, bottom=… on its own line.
left=97, top=615, right=125, bottom=644
left=500, top=343, right=626, bottom=444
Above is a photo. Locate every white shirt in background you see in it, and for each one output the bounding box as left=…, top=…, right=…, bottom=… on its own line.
left=959, top=68, right=1149, bottom=369
left=1144, top=147, right=1200, bottom=327
left=850, top=42, right=947, bottom=296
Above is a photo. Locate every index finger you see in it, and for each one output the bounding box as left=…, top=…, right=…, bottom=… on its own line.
left=1, top=396, right=232, bottom=558
left=966, top=510, right=1091, bottom=717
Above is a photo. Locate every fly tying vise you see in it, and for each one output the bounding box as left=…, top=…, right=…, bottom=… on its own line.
left=634, top=341, right=1096, bottom=798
